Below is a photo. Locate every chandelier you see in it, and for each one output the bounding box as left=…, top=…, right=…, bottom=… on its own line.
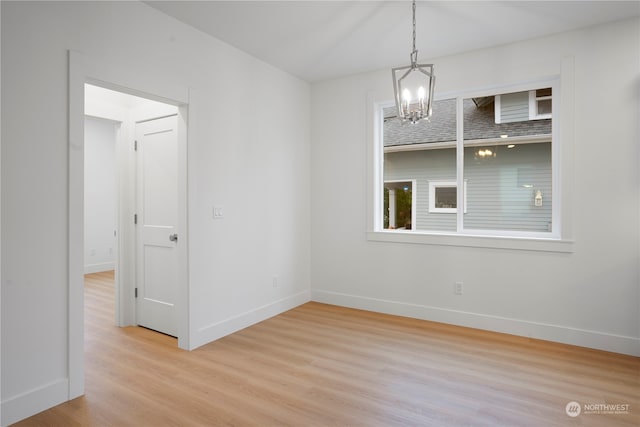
left=474, top=148, right=497, bottom=159
left=392, top=0, right=435, bottom=124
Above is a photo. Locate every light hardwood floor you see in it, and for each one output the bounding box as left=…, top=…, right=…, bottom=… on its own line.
left=14, top=271, right=639, bottom=426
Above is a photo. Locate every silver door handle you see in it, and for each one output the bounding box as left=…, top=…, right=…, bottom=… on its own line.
left=169, top=233, right=178, bottom=242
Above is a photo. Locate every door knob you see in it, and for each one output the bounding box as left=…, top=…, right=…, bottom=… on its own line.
left=169, top=233, right=178, bottom=242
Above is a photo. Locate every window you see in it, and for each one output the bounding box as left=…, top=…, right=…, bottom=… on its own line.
left=530, top=88, right=552, bottom=120
left=377, top=83, right=557, bottom=239
left=428, top=181, right=467, bottom=213
left=529, top=87, right=551, bottom=120
left=383, top=98, right=457, bottom=232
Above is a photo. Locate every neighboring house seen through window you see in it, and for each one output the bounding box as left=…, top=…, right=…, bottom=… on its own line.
left=380, top=86, right=555, bottom=237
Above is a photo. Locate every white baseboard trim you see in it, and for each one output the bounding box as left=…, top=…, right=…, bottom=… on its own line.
left=1, top=378, right=69, bottom=427
left=84, top=261, right=115, bottom=274
left=190, top=290, right=311, bottom=350
left=312, top=289, right=640, bottom=357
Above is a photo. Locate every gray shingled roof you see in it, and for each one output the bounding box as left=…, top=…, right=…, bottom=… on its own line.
left=384, top=98, right=551, bottom=146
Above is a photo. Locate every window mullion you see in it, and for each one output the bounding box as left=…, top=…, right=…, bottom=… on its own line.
left=456, top=96, right=464, bottom=233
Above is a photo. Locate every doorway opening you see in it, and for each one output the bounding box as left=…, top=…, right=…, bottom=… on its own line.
left=84, top=83, right=182, bottom=339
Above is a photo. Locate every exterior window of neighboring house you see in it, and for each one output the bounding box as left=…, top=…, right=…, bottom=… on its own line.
left=529, top=88, right=552, bottom=120
left=379, top=85, right=555, bottom=237
left=428, top=181, right=467, bottom=213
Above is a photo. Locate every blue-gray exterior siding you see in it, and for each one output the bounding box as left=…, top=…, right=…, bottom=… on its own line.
left=499, top=91, right=529, bottom=123
left=384, top=142, right=552, bottom=232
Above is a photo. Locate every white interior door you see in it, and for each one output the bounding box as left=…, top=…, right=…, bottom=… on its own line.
left=135, top=115, right=179, bottom=337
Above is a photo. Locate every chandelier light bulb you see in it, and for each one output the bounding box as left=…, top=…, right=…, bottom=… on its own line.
left=402, top=89, right=411, bottom=103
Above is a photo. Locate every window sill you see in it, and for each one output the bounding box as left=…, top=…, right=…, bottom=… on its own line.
left=367, top=230, right=574, bottom=253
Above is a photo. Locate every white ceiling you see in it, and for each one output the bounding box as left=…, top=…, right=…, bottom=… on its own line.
left=145, top=1, right=640, bottom=82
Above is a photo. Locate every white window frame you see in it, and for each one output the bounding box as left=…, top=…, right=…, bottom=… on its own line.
left=366, top=59, right=575, bottom=253
left=494, top=94, right=502, bottom=124
left=529, top=89, right=552, bottom=120
left=428, top=180, right=467, bottom=213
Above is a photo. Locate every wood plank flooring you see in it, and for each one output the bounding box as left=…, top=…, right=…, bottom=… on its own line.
left=14, top=271, right=640, bottom=426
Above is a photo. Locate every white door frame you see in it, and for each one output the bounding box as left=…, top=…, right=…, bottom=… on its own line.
left=68, top=50, right=191, bottom=399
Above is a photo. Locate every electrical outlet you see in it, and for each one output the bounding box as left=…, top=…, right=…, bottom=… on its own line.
left=455, top=281, right=464, bottom=295
left=272, top=276, right=279, bottom=288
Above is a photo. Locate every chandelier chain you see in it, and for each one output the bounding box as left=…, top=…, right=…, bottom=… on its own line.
left=411, top=0, right=418, bottom=66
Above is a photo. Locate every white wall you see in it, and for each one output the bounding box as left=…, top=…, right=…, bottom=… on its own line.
left=311, top=18, right=640, bottom=356
left=1, top=1, right=310, bottom=425
left=84, top=116, right=117, bottom=274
